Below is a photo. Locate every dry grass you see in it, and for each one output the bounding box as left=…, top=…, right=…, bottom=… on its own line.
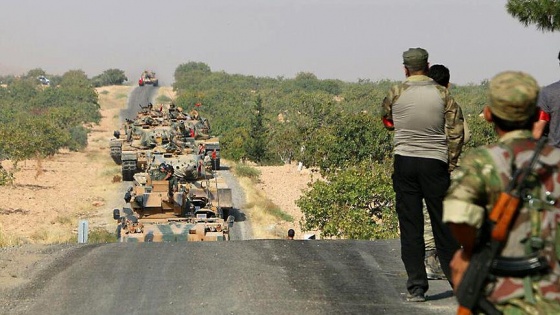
left=96, top=86, right=131, bottom=111
left=0, top=228, right=27, bottom=247
left=155, top=87, right=176, bottom=103
left=0, top=85, right=132, bottom=246
left=237, top=176, right=293, bottom=239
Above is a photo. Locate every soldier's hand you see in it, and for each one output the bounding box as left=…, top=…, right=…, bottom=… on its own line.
left=450, top=248, right=470, bottom=292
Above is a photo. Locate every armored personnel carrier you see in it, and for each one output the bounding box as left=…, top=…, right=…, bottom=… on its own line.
left=113, top=169, right=234, bottom=242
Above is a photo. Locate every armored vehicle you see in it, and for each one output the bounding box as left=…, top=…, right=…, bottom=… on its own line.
left=113, top=170, right=234, bottom=242
left=118, top=118, right=175, bottom=181
left=110, top=103, right=164, bottom=166
left=138, top=70, right=158, bottom=86
left=110, top=130, right=124, bottom=165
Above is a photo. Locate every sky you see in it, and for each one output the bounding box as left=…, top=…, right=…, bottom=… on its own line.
left=0, top=0, right=558, bottom=86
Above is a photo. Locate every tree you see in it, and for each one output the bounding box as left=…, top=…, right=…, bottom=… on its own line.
left=296, top=160, right=398, bottom=239
left=0, top=115, right=69, bottom=181
left=301, top=112, right=392, bottom=175
left=91, top=69, right=128, bottom=87
left=173, top=62, right=212, bottom=91
left=220, top=126, right=249, bottom=162
left=26, top=68, right=47, bottom=79
left=244, top=96, right=268, bottom=164
left=507, top=0, right=560, bottom=32
left=60, top=70, right=91, bottom=88
left=268, top=119, right=301, bottom=164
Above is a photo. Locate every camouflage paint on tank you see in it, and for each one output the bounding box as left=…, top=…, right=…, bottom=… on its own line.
left=120, top=219, right=229, bottom=242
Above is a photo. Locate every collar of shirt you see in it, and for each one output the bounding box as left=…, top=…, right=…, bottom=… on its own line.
left=498, top=129, right=533, bottom=143
left=405, top=75, right=433, bottom=82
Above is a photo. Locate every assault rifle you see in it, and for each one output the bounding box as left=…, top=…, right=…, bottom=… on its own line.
left=455, top=137, right=548, bottom=315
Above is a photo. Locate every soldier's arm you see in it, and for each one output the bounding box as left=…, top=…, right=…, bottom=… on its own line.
left=532, top=109, right=550, bottom=139
left=534, top=90, right=551, bottom=139
left=444, top=95, right=465, bottom=171
left=381, top=85, right=399, bottom=131
left=443, top=149, right=488, bottom=231
left=443, top=151, right=486, bottom=288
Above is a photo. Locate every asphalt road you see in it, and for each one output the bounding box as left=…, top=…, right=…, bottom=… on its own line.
left=122, top=85, right=157, bottom=120
left=61, top=87, right=458, bottom=314
left=3, top=239, right=457, bottom=315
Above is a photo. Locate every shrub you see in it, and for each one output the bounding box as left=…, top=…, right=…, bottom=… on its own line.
left=233, top=163, right=261, bottom=182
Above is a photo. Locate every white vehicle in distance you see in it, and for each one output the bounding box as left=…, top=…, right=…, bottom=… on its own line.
left=37, top=75, right=50, bottom=86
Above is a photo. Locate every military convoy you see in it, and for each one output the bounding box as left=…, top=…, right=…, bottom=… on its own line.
left=138, top=70, right=158, bottom=87
left=110, top=102, right=232, bottom=242
left=109, top=104, right=222, bottom=181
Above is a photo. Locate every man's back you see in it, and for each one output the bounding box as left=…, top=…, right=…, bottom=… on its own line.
left=388, top=76, right=449, bottom=163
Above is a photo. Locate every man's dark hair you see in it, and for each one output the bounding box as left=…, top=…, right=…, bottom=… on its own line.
left=428, top=64, right=450, bottom=87
left=491, top=112, right=536, bottom=132
left=288, top=229, right=295, bottom=238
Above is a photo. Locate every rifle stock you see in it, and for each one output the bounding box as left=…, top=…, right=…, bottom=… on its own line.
left=491, top=193, right=520, bottom=242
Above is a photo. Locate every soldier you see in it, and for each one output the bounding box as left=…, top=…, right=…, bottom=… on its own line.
left=168, top=103, right=178, bottom=120
left=164, top=164, right=178, bottom=203
left=533, top=50, right=559, bottom=146
left=444, top=71, right=560, bottom=313
left=151, top=163, right=169, bottom=181
left=423, top=64, right=468, bottom=280
left=381, top=47, right=463, bottom=302
left=287, top=229, right=295, bottom=240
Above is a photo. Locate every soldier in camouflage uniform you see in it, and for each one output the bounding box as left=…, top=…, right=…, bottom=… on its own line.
left=381, top=48, right=464, bottom=302
left=444, top=71, right=560, bottom=314
left=424, top=64, right=469, bottom=280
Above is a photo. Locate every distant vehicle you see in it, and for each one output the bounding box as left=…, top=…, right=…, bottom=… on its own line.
left=37, top=76, right=50, bottom=86
left=138, top=70, right=158, bottom=87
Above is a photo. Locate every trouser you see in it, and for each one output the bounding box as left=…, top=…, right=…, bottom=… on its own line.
left=392, top=155, right=460, bottom=294
left=423, top=205, right=435, bottom=251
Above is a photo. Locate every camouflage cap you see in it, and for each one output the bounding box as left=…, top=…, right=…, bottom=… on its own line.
left=488, top=71, right=539, bottom=122
left=403, top=48, right=428, bottom=70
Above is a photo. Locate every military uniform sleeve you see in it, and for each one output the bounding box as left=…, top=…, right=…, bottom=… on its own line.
left=381, top=84, right=401, bottom=131
left=443, top=149, right=489, bottom=229
left=444, top=93, right=465, bottom=171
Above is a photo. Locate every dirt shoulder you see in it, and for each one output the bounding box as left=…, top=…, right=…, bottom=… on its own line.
left=0, top=86, right=131, bottom=246
left=252, top=164, right=320, bottom=240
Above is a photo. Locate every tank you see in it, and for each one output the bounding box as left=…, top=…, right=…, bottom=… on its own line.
left=110, top=104, right=163, bottom=166
left=146, top=147, right=233, bottom=212
left=138, top=70, right=158, bottom=87
left=112, top=105, right=222, bottom=178
left=119, top=117, right=175, bottom=181
left=113, top=171, right=234, bottom=242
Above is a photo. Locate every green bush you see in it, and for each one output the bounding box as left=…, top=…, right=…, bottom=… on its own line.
left=297, top=160, right=398, bottom=239
left=66, top=125, right=89, bottom=151
left=91, top=69, right=128, bottom=87
left=87, top=227, right=117, bottom=243
left=263, top=199, right=294, bottom=222
left=233, top=163, right=261, bottom=181
left=156, top=95, right=172, bottom=103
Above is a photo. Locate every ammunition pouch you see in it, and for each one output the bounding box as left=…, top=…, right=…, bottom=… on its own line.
left=491, top=253, right=549, bottom=278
